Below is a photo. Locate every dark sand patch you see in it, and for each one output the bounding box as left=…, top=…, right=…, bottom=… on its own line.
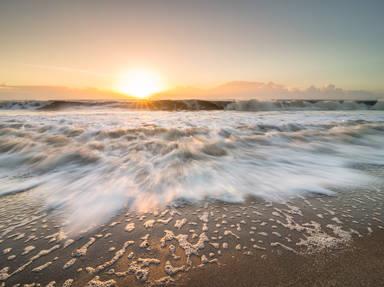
left=181, top=230, right=384, bottom=287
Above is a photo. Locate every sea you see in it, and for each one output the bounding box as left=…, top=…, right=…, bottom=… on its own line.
left=1, top=99, right=383, bottom=231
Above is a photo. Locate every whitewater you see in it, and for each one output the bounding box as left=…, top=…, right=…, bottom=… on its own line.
left=1, top=101, right=384, bottom=232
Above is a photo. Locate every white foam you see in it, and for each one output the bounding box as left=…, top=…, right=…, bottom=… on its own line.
left=0, top=110, right=383, bottom=234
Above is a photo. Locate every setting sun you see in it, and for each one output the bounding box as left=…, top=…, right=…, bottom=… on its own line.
left=115, top=69, right=165, bottom=98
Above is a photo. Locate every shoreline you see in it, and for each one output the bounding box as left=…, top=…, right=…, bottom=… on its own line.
left=1, top=183, right=384, bottom=286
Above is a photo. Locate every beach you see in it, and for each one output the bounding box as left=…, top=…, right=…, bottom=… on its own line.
left=183, top=230, right=384, bottom=287
left=1, top=175, right=384, bottom=286
left=1, top=0, right=384, bottom=285
left=1, top=105, right=384, bottom=286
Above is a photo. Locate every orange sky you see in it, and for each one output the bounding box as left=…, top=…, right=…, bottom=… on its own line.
left=1, top=1, right=384, bottom=96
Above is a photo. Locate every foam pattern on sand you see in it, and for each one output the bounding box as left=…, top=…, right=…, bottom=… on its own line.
left=1, top=186, right=384, bottom=286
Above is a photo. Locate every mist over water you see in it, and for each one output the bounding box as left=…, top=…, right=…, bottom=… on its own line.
left=1, top=107, right=384, bottom=233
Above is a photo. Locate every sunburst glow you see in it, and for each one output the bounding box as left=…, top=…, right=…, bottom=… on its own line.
left=115, top=69, right=165, bottom=98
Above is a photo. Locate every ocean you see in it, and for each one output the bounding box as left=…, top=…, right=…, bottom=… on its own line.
left=1, top=100, right=383, bottom=232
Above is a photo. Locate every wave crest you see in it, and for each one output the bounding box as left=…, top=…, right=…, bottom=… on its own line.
left=1, top=99, right=383, bottom=111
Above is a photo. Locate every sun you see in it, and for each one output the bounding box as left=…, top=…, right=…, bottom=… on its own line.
left=115, top=69, right=165, bottom=98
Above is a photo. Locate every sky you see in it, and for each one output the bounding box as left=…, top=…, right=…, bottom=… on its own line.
left=0, top=0, right=383, bottom=96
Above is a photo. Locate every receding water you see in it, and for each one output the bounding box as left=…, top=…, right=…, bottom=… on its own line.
left=1, top=108, right=384, bottom=233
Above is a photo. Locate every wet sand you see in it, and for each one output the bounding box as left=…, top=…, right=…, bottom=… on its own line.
left=182, top=230, right=384, bottom=287
left=1, top=176, right=384, bottom=287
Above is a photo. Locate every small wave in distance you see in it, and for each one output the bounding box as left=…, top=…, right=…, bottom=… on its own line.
left=0, top=99, right=383, bottom=111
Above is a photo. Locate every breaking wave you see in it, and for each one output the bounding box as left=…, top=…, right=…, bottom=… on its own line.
left=0, top=99, right=383, bottom=111
left=0, top=109, right=384, bottom=233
